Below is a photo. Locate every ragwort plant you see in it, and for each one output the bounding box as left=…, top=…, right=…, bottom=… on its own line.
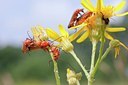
left=22, top=0, right=128, bottom=85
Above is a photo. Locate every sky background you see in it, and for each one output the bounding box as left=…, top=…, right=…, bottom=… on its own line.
left=0, top=0, right=127, bottom=47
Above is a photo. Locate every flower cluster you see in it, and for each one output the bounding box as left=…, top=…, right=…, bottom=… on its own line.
left=46, top=25, right=74, bottom=52
left=22, top=0, right=128, bottom=85
left=70, top=0, right=127, bottom=43
left=22, top=0, right=128, bottom=60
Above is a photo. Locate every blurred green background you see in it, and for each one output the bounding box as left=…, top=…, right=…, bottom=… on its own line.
left=1, top=33, right=128, bottom=85
left=0, top=0, right=128, bottom=85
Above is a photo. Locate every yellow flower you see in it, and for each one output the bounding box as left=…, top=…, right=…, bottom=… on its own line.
left=46, top=25, right=74, bottom=52
left=81, top=0, right=128, bottom=18
left=69, top=0, right=127, bottom=43
left=69, top=15, right=126, bottom=43
left=69, top=14, right=100, bottom=43
left=31, top=25, right=48, bottom=41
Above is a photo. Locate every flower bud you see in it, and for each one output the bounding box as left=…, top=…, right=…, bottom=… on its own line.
left=67, top=68, right=82, bottom=85
left=109, top=39, right=120, bottom=48
left=109, top=39, right=128, bottom=58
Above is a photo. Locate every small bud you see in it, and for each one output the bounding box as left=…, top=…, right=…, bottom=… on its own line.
left=67, top=68, right=82, bottom=85
left=109, top=39, right=128, bottom=58
left=109, top=39, right=120, bottom=48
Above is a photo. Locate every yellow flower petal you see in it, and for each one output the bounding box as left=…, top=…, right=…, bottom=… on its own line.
left=36, top=26, right=48, bottom=40
left=37, top=26, right=45, bottom=34
left=31, top=27, right=43, bottom=41
left=31, top=26, right=45, bottom=36
left=59, top=24, right=69, bottom=37
left=100, top=0, right=104, bottom=7
left=115, top=47, right=120, bottom=58
left=106, top=27, right=126, bottom=32
left=97, top=0, right=103, bottom=11
left=31, top=27, right=38, bottom=37
left=81, top=0, right=94, bottom=12
left=86, top=0, right=95, bottom=10
left=77, top=30, right=89, bottom=43
left=114, top=0, right=126, bottom=12
left=104, top=32, right=114, bottom=40
left=69, top=23, right=87, bottom=30
left=69, top=27, right=87, bottom=42
left=119, top=42, right=128, bottom=51
left=46, top=28, right=61, bottom=42
left=115, top=12, right=128, bottom=16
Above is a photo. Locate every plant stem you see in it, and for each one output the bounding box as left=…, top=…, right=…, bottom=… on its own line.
left=88, top=40, right=112, bottom=85
left=91, top=46, right=112, bottom=77
left=91, top=28, right=105, bottom=77
left=50, top=52, right=61, bottom=85
left=88, top=80, right=93, bottom=85
left=90, top=41, right=97, bottom=72
left=100, top=46, right=112, bottom=62
left=69, top=50, right=89, bottom=78
left=88, top=41, right=97, bottom=85
left=92, top=41, right=104, bottom=76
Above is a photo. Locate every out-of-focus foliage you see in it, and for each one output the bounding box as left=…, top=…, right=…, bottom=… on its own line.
left=0, top=46, right=22, bottom=73
left=0, top=44, right=128, bottom=85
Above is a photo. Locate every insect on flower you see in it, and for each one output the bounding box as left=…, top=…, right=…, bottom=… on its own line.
left=102, top=17, right=109, bottom=25
left=68, top=8, right=84, bottom=28
left=22, top=38, right=52, bottom=53
left=36, top=40, right=51, bottom=52
left=68, top=8, right=93, bottom=28
left=22, top=35, right=50, bottom=53
left=101, top=12, right=110, bottom=25
left=22, top=38, right=39, bottom=53
left=22, top=31, right=40, bottom=53
left=22, top=37, right=60, bottom=61
left=50, top=45, right=60, bottom=61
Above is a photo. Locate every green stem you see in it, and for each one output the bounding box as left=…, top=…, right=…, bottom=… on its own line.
left=100, top=46, right=112, bottom=62
left=91, top=29, right=105, bottom=77
left=91, top=46, right=112, bottom=77
left=92, top=41, right=104, bottom=75
left=50, top=52, right=61, bottom=85
left=90, top=41, right=97, bottom=72
left=88, top=80, right=93, bottom=85
left=88, top=41, right=97, bottom=85
left=88, top=16, right=106, bottom=85
left=99, top=39, right=104, bottom=60
left=69, top=50, right=89, bottom=78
